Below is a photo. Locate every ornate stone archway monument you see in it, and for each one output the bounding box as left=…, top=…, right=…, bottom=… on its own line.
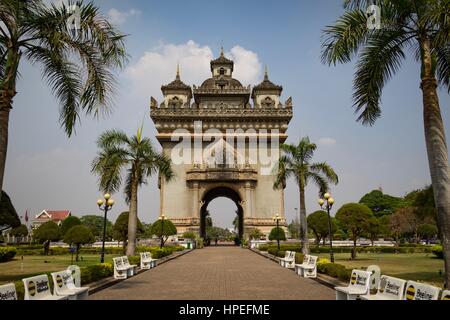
left=150, top=50, right=293, bottom=236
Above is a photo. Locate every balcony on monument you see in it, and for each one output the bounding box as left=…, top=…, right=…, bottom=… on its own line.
left=186, top=162, right=258, bottom=182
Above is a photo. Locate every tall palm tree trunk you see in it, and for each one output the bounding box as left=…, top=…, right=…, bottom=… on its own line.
left=0, top=92, right=12, bottom=197
left=0, top=50, right=20, bottom=196
left=421, top=38, right=450, bottom=288
left=126, top=174, right=138, bottom=256
left=299, top=184, right=310, bottom=254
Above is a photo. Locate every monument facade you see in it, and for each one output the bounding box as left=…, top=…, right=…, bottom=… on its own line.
left=150, top=49, right=293, bottom=237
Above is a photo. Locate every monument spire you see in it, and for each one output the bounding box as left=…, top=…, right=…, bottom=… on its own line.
left=176, top=62, right=180, bottom=80
left=264, top=65, right=269, bottom=81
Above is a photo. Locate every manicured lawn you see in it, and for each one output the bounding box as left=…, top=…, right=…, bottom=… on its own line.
left=0, top=254, right=122, bottom=285
left=317, top=252, right=445, bottom=287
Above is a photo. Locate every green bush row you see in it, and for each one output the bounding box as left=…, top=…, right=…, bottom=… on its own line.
left=317, top=260, right=352, bottom=282
left=259, top=243, right=432, bottom=254
left=0, top=246, right=17, bottom=262
left=13, top=245, right=184, bottom=256
left=80, top=263, right=114, bottom=284
left=432, top=245, right=443, bottom=259
left=266, top=247, right=305, bottom=264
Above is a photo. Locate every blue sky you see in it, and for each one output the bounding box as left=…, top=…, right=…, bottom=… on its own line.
left=4, top=0, right=450, bottom=228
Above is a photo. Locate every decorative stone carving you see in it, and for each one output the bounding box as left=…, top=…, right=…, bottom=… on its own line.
left=261, top=96, right=275, bottom=108
left=150, top=97, right=158, bottom=109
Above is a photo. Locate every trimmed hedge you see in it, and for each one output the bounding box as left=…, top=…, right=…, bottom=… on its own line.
left=0, top=246, right=17, bottom=262
left=14, top=245, right=185, bottom=256
left=432, top=245, right=443, bottom=259
left=80, top=263, right=114, bottom=284
left=259, top=243, right=432, bottom=254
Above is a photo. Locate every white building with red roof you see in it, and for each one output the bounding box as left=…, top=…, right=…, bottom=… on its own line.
left=31, top=210, right=71, bottom=229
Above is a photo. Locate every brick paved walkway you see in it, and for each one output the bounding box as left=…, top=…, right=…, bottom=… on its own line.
left=90, top=247, right=334, bottom=300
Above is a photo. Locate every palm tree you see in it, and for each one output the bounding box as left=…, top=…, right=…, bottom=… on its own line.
left=92, top=127, right=173, bottom=256
left=0, top=0, right=127, bottom=195
left=321, top=0, right=450, bottom=286
left=273, top=137, right=339, bottom=254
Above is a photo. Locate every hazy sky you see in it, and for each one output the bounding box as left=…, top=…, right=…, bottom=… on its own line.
left=4, top=0, right=449, bottom=229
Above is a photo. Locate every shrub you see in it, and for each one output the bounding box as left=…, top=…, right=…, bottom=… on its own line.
left=295, top=253, right=305, bottom=264
left=80, top=263, right=113, bottom=284
left=432, top=245, right=443, bottom=259
left=128, top=255, right=140, bottom=265
left=0, top=246, right=17, bottom=262
left=182, top=232, right=196, bottom=240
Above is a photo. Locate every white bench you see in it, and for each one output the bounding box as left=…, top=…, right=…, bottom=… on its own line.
left=295, top=255, right=318, bottom=278
left=361, top=275, right=406, bottom=300
left=122, top=256, right=138, bottom=276
left=404, top=281, right=441, bottom=300
left=113, top=257, right=134, bottom=279
left=23, top=274, right=68, bottom=300
left=366, top=265, right=381, bottom=292
left=67, top=265, right=81, bottom=287
left=335, top=269, right=372, bottom=300
left=0, top=283, right=17, bottom=300
left=441, top=290, right=450, bottom=300
left=51, top=270, right=89, bottom=300
left=140, top=252, right=158, bottom=269
left=279, top=251, right=295, bottom=268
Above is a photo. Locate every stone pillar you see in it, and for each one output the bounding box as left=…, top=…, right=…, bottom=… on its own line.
left=192, top=182, right=200, bottom=218
left=245, top=182, right=253, bottom=218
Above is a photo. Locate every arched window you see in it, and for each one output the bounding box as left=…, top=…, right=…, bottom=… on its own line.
left=219, top=68, right=225, bottom=75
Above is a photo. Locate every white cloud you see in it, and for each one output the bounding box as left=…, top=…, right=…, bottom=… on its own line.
left=107, top=8, right=141, bottom=25
left=318, top=137, right=337, bottom=146
left=125, top=40, right=262, bottom=103
left=226, top=46, right=262, bottom=86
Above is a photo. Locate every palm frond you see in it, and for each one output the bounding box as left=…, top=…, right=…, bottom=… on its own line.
left=321, top=9, right=369, bottom=65
left=307, top=172, right=330, bottom=196
left=310, top=162, right=339, bottom=184
left=353, top=29, right=411, bottom=125
left=435, top=43, right=450, bottom=92
left=91, top=146, right=129, bottom=193
left=97, top=129, right=130, bottom=150
left=25, top=46, right=82, bottom=136
left=18, top=0, right=128, bottom=136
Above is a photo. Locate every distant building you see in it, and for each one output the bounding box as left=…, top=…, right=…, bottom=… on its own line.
left=32, top=210, right=71, bottom=229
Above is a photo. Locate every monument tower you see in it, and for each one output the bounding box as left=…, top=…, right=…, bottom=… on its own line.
left=150, top=49, right=293, bottom=238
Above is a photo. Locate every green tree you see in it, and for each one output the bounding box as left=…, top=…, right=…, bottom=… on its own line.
left=0, top=191, right=20, bottom=230
left=92, top=126, right=173, bottom=256
left=182, top=231, right=196, bottom=240
left=112, top=211, right=144, bottom=254
left=335, top=203, right=373, bottom=259
left=33, top=221, right=60, bottom=255
left=307, top=210, right=337, bottom=245
left=322, top=0, right=450, bottom=287
left=248, top=228, right=264, bottom=241
left=418, top=223, right=438, bottom=244
left=367, top=217, right=382, bottom=246
left=359, top=190, right=407, bottom=217
left=274, top=137, right=339, bottom=254
left=141, top=223, right=153, bottom=239
left=63, top=225, right=94, bottom=261
left=269, top=227, right=286, bottom=248
left=287, top=219, right=300, bottom=240
left=60, top=216, right=81, bottom=236
left=0, top=0, right=127, bottom=196
left=80, top=215, right=113, bottom=241
left=407, top=186, right=437, bottom=222
left=10, top=224, right=28, bottom=238
left=151, top=219, right=177, bottom=248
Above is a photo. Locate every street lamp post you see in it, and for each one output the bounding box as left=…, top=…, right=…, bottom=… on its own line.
left=318, top=193, right=335, bottom=263
left=97, top=193, right=115, bottom=263
left=273, top=213, right=282, bottom=250
left=159, top=214, right=165, bottom=248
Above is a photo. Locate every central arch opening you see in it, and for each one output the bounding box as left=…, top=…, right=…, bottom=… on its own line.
left=200, top=187, right=244, bottom=244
